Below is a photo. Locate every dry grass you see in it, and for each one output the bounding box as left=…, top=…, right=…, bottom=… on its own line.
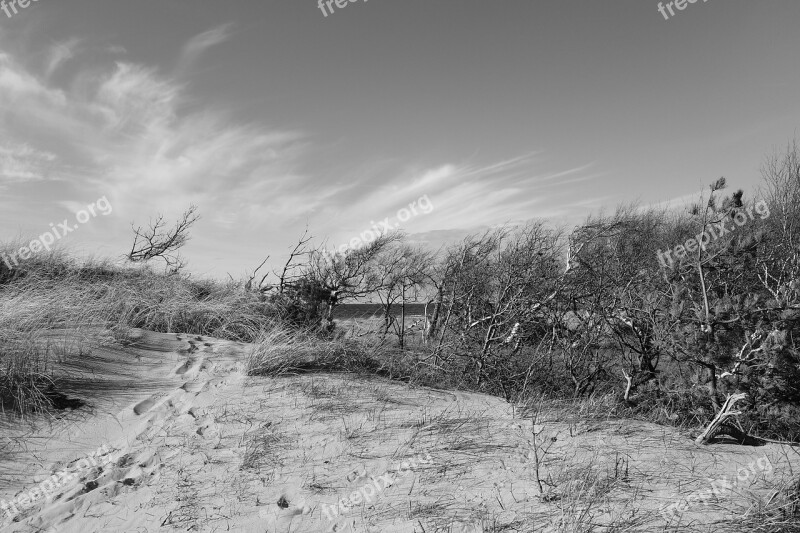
left=735, top=462, right=800, bottom=533
left=0, top=243, right=279, bottom=417
left=244, top=324, right=412, bottom=380
left=0, top=333, right=53, bottom=414
left=245, top=327, right=331, bottom=376
left=241, top=421, right=285, bottom=472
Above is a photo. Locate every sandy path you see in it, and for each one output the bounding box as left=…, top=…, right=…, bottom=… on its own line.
left=2, top=330, right=525, bottom=532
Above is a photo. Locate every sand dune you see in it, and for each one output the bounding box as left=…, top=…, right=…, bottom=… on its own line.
left=1, top=330, right=798, bottom=532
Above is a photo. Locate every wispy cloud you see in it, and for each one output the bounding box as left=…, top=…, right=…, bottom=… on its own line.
left=45, top=38, right=81, bottom=77
left=177, top=23, right=234, bottom=74
left=0, top=142, right=56, bottom=183
left=0, top=41, right=306, bottom=227
left=311, top=154, right=601, bottom=250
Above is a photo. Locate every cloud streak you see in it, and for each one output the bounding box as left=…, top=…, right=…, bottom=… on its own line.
left=177, top=23, right=234, bottom=74
left=45, top=38, right=81, bottom=77
left=310, top=154, right=601, bottom=253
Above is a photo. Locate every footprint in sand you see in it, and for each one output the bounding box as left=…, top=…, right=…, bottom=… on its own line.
left=174, top=356, right=204, bottom=376
left=133, top=396, right=158, bottom=415
left=195, top=418, right=220, bottom=438
left=200, top=377, right=229, bottom=391
left=174, top=360, right=192, bottom=375
left=180, top=381, right=204, bottom=393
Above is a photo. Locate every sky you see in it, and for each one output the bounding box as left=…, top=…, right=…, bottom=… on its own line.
left=0, top=0, right=799, bottom=279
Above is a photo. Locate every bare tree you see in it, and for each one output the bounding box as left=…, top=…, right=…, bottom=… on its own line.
left=759, top=138, right=800, bottom=306
left=370, top=244, right=431, bottom=346
left=128, top=205, right=200, bottom=272
left=306, top=230, right=405, bottom=322
left=276, top=227, right=314, bottom=294
left=244, top=255, right=270, bottom=293
left=430, top=224, right=566, bottom=388
left=564, top=205, right=674, bottom=399
left=245, top=227, right=314, bottom=293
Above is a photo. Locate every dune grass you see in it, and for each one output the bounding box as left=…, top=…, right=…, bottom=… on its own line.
left=245, top=325, right=404, bottom=378
left=0, top=242, right=421, bottom=416
left=0, top=243, right=280, bottom=415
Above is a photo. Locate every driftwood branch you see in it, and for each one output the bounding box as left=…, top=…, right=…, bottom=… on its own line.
left=696, top=392, right=800, bottom=446
left=621, top=369, right=633, bottom=402
left=696, top=393, right=748, bottom=445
